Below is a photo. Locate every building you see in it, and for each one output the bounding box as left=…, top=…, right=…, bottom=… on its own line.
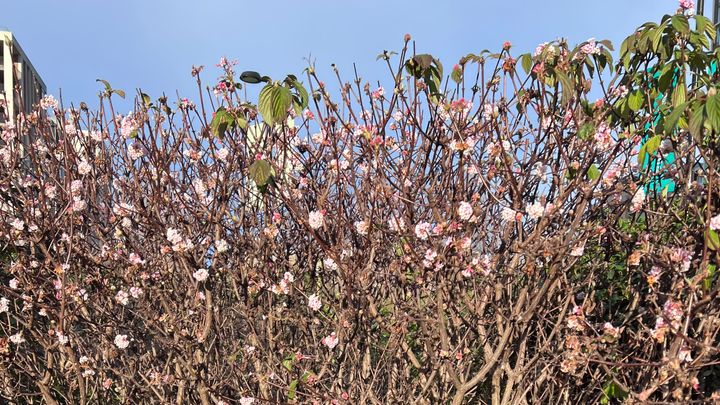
left=0, top=29, right=46, bottom=125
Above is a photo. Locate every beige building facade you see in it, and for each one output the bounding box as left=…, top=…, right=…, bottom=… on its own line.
left=1, top=30, right=46, bottom=124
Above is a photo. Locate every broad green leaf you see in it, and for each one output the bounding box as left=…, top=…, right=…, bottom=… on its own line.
left=706, top=94, right=720, bottom=131
left=520, top=54, right=533, bottom=74
left=689, top=103, right=705, bottom=141
left=282, top=353, right=294, bottom=372
left=601, top=380, right=628, bottom=404
left=577, top=123, right=595, bottom=140
left=704, top=264, right=716, bottom=291
left=657, top=65, right=674, bottom=92
left=240, top=71, right=263, bottom=84
left=259, top=84, right=292, bottom=126
left=651, top=26, right=664, bottom=53
left=672, top=83, right=686, bottom=107
left=671, top=15, right=690, bottom=34
left=645, top=135, right=662, bottom=156
left=707, top=229, right=720, bottom=250
left=249, top=159, right=275, bottom=187
left=141, top=92, right=152, bottom=107
left=637, top=142, right=648, bottom=166
left=556, top=72, right=573, bottom=105
left=628, top=90, right=643, bottom=112
left=96, top=79, right=112, bottom=92
left=291, top=79, right=310, bottom=112
left=210, top=107, right=234, bottom=139
left=697, top=14, right=708, bottom=36
left=451, top=66, right=462, bottom=84
left=664, top=103, right=686, bottom=133
left=587, top=164, right=600, bottom=181
left=288, top=379, right=298, bottom=400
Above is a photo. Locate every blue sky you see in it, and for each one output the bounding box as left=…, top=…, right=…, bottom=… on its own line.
left=4, top=0, right=683, bottom=110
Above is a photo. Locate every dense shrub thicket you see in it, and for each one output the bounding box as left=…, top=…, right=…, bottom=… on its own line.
left=2, top=4, right=720, bottom=404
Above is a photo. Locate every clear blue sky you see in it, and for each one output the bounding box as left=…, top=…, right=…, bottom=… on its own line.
left=4, top=0, right=683, bottom=110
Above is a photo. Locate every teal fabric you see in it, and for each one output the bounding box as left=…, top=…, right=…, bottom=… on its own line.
left=642, top=69, right=677, bottom=194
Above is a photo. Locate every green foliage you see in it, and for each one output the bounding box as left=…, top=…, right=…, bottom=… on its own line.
left=404, top=54, right=443, bottom=95
left=600, top=379, right=628, bottom=404
left=257, top=75, right=309, bottom=126
left=96, top=79, right=125, bottom=98
left=210, top=107, right=246, bottom=139
left=248, top=159, right=275, bottom=192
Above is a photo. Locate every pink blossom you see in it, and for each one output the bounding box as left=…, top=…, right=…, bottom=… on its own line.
left=193, top=268, right=209, bottom=282
left=77, top=160, right=92, bottom=175
left=388, top=216, right=406, bottom=232
left=40, top=95, right=58, bottom=110
left=630, top=188, right=645, bottom=213
left=115, top=290, right=129, bottom=306
left=215, top=239, right=230, bottom=253
left=354, top=220, right=369, bottom=235
left=129, top=253, right=145, bottom=266
left=580, top=38, right=601, bottom=56
left=679, top=0, right=694, bottom=10
left=129, top=287, right=143, bottom=299
left=710, top=214, right=720, bottom=231
left=309, top=210, right=326, bottom=230
left=594, top=122, right=615, bottom=151
left=526, top=202, right=545, bottom=220
left=308, top=294, right=322, bottom=311
left=458, top=201, right=473, bottom=221
left=114, top=334, right=130, bottom=349
left=127, top=142, right=144, bottom=160
left=9, top=332, right=25, bottom=344
left=414, top=222, right=432, bottom=240
left=500, top=207, right=516, bottom=222
left=217, top=147, right=229, bottom=161
left=322, top=332, right=339, bottom=350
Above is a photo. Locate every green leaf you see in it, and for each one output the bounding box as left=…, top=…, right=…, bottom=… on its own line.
left=601, top=380, right=628, bottom=404
left=672, top=83, right=686, bottom=108
left=628, top=90, right=644, bottom=112
left=645, top=135, right=662, bottom=156
left=259, top=84, right=293, bottom=126
left=210, top=107, right=235, bottom=139
left=300, top=371, right=314, bottom=383
left=637, top=142, right=648, bottom=166
left=240, top=71, right=263, bottom=84
left=556, top=71, right=573, bottom=105
left=689, top=103, right=705, bottom=140
left=651, top=26, right=664, bottom=53
left=113, top=89, right=126, bottom=99
left=697, top=14, right=708, bottom=37
left=520, top=54, right=533, bottom=74
left=657, top=65, right=674, bottom=92
left=282, top=352, right=296, bottom=372
left=664, top=103, right=687, bottom=133
left=577, top=123, right=595, bottom=140
left=706, top=94, right=720, bottom=132
left=587, top=164, right=600, bottom=181
left=671, top=15, right=690, bottom=34
left=249, top=159, right=275, bottom=187
left=704, top=264, right=716, bottom=291
left=96, top=79, right=112, bottom=92
left=707, top=229, right=720, bottom=250
left=451, top=66, right=462, bottom=84
left=288, top=379, right=298, bottom=400
left=291, top=79, right=310, bottom=110
left=141, top=92, right=152, bottom=107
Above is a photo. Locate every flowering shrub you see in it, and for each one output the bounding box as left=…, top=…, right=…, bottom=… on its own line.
left=1, top=4, right=720, bottom=404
